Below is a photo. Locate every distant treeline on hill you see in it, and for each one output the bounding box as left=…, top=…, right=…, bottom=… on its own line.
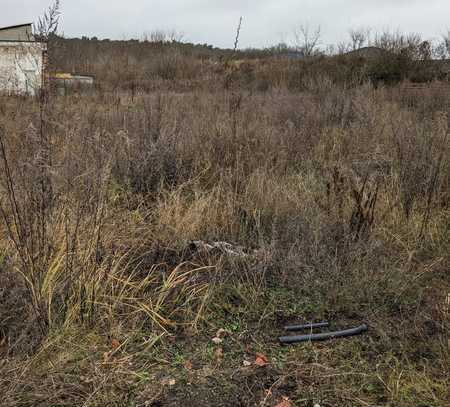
left=48, top=34, right=450, bottom=92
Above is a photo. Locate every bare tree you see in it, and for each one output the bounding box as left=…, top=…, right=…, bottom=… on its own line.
left=418, top=40, right=432, bottom=60
left=142, top=29, right=184, bottom=44
left=34, top=1, right=63, bottom=214
left=374, top=29, right=422, bottom=58
left=167, top=29, right=184, bottom=43
left=0, top=0, right=63, bottom=330
left=149, top=30, right=167, bottom=43
left=349, top=27, right=371, bottom=50
left=234, top=16, right=243, bottom=52
left=445, top=30, right=450, bottom=56
left=435, top=30, right=450, bottom=59
left=336, top=41, right=350, bottom=55
left=34, top=0, right=61, bottom=80
left=33, top=0, right=61, bottom=42
left=294, top=23, right=321, bottom=57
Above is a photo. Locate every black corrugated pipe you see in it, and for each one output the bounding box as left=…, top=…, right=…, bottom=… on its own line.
left=279, top=324, right=368, bottom=344
left=284, top=322, right=330, bottom=332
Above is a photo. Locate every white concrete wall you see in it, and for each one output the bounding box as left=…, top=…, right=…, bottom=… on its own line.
left=0, top=42, right=46, bottom=95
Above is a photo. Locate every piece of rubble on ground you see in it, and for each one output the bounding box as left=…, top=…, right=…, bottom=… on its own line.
left=189, top=240, right=248, bottom=258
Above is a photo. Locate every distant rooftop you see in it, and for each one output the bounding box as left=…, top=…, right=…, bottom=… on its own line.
left=0, top=23, right=34, bottom=42
left=344, top=46, right=388, bottom=59
left=0, top=23, right=33, bottom=31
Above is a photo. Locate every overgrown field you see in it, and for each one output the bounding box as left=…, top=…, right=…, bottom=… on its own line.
left=0, top=77, right=449, bottom=406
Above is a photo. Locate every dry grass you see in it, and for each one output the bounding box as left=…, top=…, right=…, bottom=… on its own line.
left=0, top=58, right=448, bottom=406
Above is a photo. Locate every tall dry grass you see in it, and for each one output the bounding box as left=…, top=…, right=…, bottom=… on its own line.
left=0, top=67, right=448, bottom=405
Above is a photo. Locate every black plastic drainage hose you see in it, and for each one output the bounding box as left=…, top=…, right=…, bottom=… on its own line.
left=279, top=324, right=368, bottom=344
left=284, top=321, right=330, bottom=332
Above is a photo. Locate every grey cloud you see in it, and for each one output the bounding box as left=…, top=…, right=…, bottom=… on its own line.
left=1, top=1, right=448, bottom=48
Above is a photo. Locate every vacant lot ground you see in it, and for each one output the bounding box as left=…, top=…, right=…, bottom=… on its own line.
left=0, top=77, right=448, bottom=406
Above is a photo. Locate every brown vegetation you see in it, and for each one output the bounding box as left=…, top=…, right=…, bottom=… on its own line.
left=47, top=28, right=450, bottom=94
left=0, top=34, right=449, bottom=406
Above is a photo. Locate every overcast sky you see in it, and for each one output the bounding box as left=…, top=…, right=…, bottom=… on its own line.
left=1, top=1, right=449, bottom=49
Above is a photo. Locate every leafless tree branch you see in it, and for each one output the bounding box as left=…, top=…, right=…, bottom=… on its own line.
left=294, top=23, right=321, bottom=57
left=33, top=0, right=61, bottom=42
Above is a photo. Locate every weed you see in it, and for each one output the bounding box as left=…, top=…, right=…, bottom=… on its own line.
left=0, top=45, right=448, bottom=406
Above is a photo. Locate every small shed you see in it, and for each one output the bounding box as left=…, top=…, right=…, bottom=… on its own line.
left=0, top=23, right=47, bottom=96
left=51, top=73, right=95, bottom=95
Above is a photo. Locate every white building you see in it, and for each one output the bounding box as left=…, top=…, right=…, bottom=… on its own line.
left=0, top=23, right=47, bottom=96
